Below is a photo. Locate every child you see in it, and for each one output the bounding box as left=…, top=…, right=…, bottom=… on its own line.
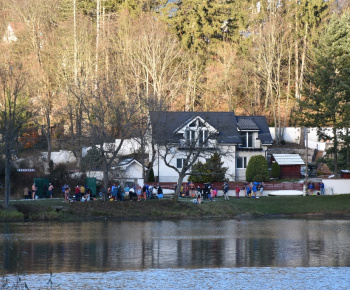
left=246, top=185, right=251, bottom=197
left=235, top=185, right=240, bottom=199
left=197, top=190, right=202, bottom=204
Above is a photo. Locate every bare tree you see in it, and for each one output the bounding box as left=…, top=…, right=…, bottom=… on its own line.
left=8, top=0, right=62, bottom=171
left=0, top=61, right=31, bottom=208
left=81, top=77, right=141, bottom=198
left=111, top=12, right=184, bottom=108
left=252, top=1, right=292, bottom=144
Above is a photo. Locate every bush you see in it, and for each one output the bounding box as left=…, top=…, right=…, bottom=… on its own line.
left=271, top=162, right=280, bottom=179
left=0, top=209, right=23, bottom=221
left=253, top=174, right=264, bottom=182
left=246, top=155, right=269, bottom=182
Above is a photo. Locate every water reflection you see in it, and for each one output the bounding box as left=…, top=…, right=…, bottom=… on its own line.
left=1, top=219, right=350, bottom=274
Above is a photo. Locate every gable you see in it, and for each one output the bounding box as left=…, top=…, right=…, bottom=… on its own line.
left=174, top=115, right=218, bottom=135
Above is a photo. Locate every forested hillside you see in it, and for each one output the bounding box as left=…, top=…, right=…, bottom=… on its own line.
left=0, top=0, right=349, bottom=150
left=1, top=0, right=350, bottom=207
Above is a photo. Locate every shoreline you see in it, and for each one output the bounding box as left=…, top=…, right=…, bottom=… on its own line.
left=1, top=194, right=350, bottom=222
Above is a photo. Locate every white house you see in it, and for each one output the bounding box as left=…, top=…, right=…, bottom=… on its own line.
left=149, top=111, right=273, bottom=182
left=3, top=23, right=19, bottom=43
left=82, top=138, right=144, bottom=157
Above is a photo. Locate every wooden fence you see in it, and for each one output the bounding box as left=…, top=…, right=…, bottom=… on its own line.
left=148, top=181, right=308, bottom=191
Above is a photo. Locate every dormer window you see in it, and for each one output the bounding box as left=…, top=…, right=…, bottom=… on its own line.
left=185, top=127, right=209, bottom=146
left=175, top=116, right=218, bottom=148
left=240, top=132, right=253, bottom=148
left=184, top=119, right=210, bottom=146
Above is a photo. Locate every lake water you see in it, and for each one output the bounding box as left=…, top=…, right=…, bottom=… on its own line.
left=1, top=218, right=350, bottom=289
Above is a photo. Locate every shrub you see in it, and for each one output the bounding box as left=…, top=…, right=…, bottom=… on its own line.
left=0, top=209, right=23, bottom=221
left=147, top=168, right=155, bottom=182
left=271, top=162, right=280, bottom=178
left=253, top=174, right=264, bottom=182
left=246, top=155, right=269, bottom=182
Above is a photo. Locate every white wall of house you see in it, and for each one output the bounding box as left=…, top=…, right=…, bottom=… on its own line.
left=3, top=24, right=18, bottom=43
left=323, top=179, right=350, bottom=195
left=118, top=162, right=144, bottom=186
left=154, top=147, right=189, bottom=182
left=73, top=161, right=144, bottom=185
left=83, top=138, right=147, bottom=157
left=154, top=146, right=236, bottom=182
left=221, top=145, right=236, bottom=181
left=114, top=138, right=145, bottom=155
left=42, top=150, right=77, bottom=164
left=269, top=127, right=337, bottom=150
left=235, top=151, right=268, bottom=181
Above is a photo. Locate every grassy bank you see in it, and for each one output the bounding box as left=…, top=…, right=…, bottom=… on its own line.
left=1, top=194, right=350, bottom=222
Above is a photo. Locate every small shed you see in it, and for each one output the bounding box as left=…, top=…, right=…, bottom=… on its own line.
left=271, top=154, right=305, bottom=179
left=340, top=170, right=350, bottom=179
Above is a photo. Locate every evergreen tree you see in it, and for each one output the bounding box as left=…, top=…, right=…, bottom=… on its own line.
left=188, top=161, right=210, bottom=183
left=81, top=147, right=103, bottom=170
left=299, top=12, right=350, bottom=175
left=206, top=153, right=227, bottom=182
left=159, top=0, right=240, bottom=53
left=188, top=153, right=227, bottom=183
left=147, top=167, right=155, bottom=182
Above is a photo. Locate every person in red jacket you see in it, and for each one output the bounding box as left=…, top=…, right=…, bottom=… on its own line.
left=235, top=185, right=240, bottom=199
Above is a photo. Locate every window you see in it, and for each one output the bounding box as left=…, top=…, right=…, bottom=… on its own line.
left=185, top=128, right=209, bottom=146
left=240, top=132, right=253, bottom=148
left=177, top=158, right=185, bottom=168
left=237, top=157, right=247, bottom=168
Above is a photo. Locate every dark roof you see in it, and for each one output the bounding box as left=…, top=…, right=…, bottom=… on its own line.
left=240, top=116, right=274, bottom=145
left=236, top=118, right=259, bottom=130
left=149, top=111, right=273, bottom=145
left=150, top=111, right=241, bottom=144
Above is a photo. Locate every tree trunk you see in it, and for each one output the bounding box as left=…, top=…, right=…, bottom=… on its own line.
left=95, top=0, right=100, bottom=82
left=102, top=158, right=109, bottom=202
left=299, top=22, right=308, bottom=97
left=333, top=126, right=338, bottom=176
left=173, top=174, right=185, bottom=203
left=73, top=0, right=78, bottom=85
left=4, top=141, right=11, bottom=208
left=347, top=128, right=350, bottom=167
left=46, top=106, right=52, bottom=173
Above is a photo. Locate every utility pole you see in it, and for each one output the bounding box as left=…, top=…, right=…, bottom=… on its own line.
left=305, top=127, right=309, bottom=195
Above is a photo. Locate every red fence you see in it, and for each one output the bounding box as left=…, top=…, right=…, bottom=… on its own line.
left=148, top=181, right=306, bottom=191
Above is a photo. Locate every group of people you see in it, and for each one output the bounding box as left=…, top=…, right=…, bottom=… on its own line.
left=63, top=184, right=92, bottom=202
left=191, top=181, right=265, bottom=203
left=136, top=184, right=163, bottom=201
left=307, top=182, right=325, bottom=195
left=106, top=183, right=164, bottom=202
left=23, top=182, right=54, bottom=199
left=194, top=183, right=219, bottom=204
left=243, top=182, right=264, bottom=198
left=108, top=183, right=124, bottom=201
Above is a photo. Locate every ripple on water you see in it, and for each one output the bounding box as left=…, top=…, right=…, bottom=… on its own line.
left=3, top=267, right=350, bottom=289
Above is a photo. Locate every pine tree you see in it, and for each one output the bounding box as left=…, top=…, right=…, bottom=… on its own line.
left=188, top=153, right=227, bottom=183
left=300, top=12, right=350, bottom=175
